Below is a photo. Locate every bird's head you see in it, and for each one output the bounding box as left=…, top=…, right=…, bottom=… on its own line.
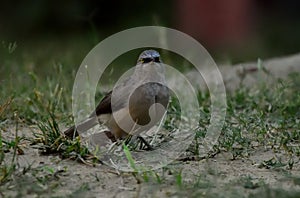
left=137, top=49, right=161, bottom=64
left=135, top=50, right=165, bottom=77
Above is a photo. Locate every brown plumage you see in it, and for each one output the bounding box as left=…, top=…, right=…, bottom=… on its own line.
left=63, top=50, right=169, bottom=144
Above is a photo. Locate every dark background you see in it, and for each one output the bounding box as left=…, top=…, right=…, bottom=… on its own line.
left=1, top=0, right=300, bottom=63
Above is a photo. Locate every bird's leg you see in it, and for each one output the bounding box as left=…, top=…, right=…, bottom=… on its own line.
left=124, top=134, right=133, bottom=145
left=122, top=134, right=153, bottom=151
left=137, top=136, right=153, bottom=151
left=104, top=131, right=117, bottom=142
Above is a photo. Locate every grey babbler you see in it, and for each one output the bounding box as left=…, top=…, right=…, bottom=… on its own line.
left=64, top=50, right=169, bottom=148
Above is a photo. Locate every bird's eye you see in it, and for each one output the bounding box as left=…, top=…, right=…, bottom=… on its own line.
left=154, top=57, right=160, bottom=63
left=142, top=58, right=153, bottom=63
left=140, top=57, right=160, bottom=63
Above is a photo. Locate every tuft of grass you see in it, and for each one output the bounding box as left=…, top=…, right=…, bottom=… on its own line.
left=212, top=73, right=300, bottom=161
left=0, top=112, right=24, bottom=185
left=236, top=175, right=265, bottom=189
left=175, top=169, right=183, bottom=188
left=33, top=112, right=100, bottom=165
left=0, top=131, right=17, bottom=185
left=258, top=157, right=287, bottom=171
left=123, top=142, right=138, bottom=172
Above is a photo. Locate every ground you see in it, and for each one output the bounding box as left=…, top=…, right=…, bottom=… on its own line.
left=1, top=43, right=300, bottom=197
left=2, top=126, right=300, bottom=197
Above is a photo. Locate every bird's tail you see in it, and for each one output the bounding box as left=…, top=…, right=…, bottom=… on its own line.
left=63, top=117, right=98, bottom=138
left=64, top=125, right=77, bottom=138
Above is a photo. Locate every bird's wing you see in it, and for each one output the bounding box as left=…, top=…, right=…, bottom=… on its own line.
left=95, top=91, right=113, bottom=115
left=65, top=91, right=113, bottom=138
left=94, top=76, right=134, bottom=116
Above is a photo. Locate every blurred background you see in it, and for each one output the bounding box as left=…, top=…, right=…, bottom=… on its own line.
left=0, top=0, right=300, bottom=121
left=1, top=0, right=300, bottom=74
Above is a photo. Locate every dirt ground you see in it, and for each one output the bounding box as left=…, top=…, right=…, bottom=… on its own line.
left=2, top=126, right=300, bottom=197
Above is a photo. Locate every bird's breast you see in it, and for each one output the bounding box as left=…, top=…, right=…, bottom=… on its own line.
left=128, top=82, right=169, bottom=126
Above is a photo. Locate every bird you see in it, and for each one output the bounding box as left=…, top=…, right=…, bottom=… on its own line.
left=64, top=49, right=169, bottom=149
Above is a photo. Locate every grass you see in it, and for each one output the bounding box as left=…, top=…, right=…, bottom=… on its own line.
left=0, top=130, right=17, bottom=185
left=0, top=36, right=300, bottom=197
left=0, top=99, right=24, bottom=185
left=218, top=74, right=300, bottom=159
left=34, top=113, right=100, bottom=165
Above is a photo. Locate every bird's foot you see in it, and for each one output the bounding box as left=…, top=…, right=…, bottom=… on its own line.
left=137, top=136, right=153, bottom=151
